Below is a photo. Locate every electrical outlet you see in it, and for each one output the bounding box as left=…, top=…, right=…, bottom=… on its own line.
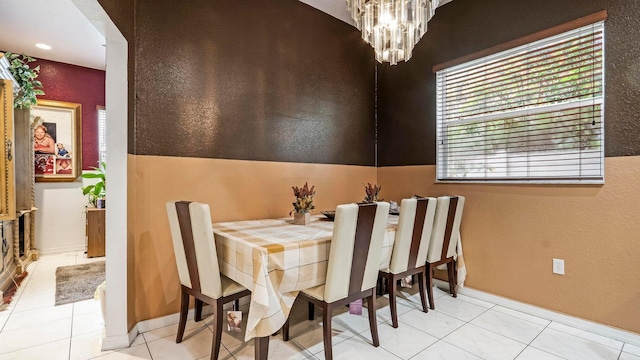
left=553, top=258, right=565, bottom=275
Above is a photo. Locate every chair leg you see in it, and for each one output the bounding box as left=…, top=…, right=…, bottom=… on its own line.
left=447, top=261, right=457, bottom=298
left=282, top=318, right=290, bottom=341
left=210, top=300, right=223, bottom=360
left=417, top=270, right=428, bottom=313
left=366, top=290, right=379, bottom=347
left=453, top=260, right=459, bottom=294
left=255, top=337, right=270, bottom=360
left=195, top=299, right=204, bottom=321
left=322, top=303, right=333, bottom=360
left=308, top=301, right=315, bottom=321
left=388, top=275, right=399, bottom=328
left=427, top=264, right=435, bottom=310
left=176, top=291, right=189, bottom=343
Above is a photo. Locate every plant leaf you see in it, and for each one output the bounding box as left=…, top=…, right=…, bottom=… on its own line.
left=82, top=185, right=95, bottom=195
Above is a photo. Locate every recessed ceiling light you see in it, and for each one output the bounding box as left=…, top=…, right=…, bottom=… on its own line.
left=35, top=43, right=51, bottom=50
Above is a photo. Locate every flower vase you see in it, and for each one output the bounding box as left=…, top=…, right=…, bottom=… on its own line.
left=293, top=212, right=310, bottom=225
left=97, top=198, right=106, bottom=209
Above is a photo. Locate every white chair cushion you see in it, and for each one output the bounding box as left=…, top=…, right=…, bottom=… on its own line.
left=302, top=284, right=326, bottom=301
left=221, top=275, right=248, bottom=297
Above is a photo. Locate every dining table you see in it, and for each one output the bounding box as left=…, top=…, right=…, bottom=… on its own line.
left=211, top=214, right=399, bottom=359
left=212, top=212, right=467, bottom=359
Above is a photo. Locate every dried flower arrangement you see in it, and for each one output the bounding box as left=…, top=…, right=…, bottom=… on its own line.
left=290, top=182, right=316, bottom=215
left=363, top=183, right=383, bottom=202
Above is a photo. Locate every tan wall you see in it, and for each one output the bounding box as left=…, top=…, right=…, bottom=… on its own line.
left=129, top=155, right=377, bottom=322
left=378, top=156, right=640, bottom=334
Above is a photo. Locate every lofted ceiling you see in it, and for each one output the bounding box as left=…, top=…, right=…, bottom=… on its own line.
left=0, top=0, right=107, bottom=70
left=0, top=1, right=454, bottom=70
left=0, top=0, right=354, bottom=71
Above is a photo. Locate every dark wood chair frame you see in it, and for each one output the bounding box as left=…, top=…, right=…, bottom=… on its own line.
left=378, top=266, right=429, bottom=328
left=426, top=197, right=460, bottom=310
left=177, top=286, right=250, bottom=360
left=378, top=197, right=435, bottom=327
left=170, top=200, right=251, bottom=360
left=282, top=288, right=379, bottom=359
left=282, top=202, right=384, bottom=360
left=426, top=257, right=457, bottom=309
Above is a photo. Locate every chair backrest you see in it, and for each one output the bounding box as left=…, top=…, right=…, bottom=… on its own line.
left=388, top=197, right=437, bottom=274
left=323, top=201, right=390, bottom=303
left=427, top=196, right=465, bottom=263
left=166, top=201, right=223, bottom=299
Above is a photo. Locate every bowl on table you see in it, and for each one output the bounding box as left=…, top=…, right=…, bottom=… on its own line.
left=321, top=210, right=335, bottom=220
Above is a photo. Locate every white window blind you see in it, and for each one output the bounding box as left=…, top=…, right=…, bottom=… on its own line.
left=98, top=108, right=107, bottom=164
left=436, top=21, right=605, bottom=184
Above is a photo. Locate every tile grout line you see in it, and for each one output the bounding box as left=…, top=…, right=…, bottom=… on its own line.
left=144, top=335, right=154, bottom=360
left=526, top=322, right=571, bottom=360
left=68, top=252, right=80, bottom=344
left=466, top=308, right=548, bottom=348
left=68, top=251, right=79, bottom=359
left=0, top=257, right=39, bottom=333
left=436, top=301, right=496, bottom=360
left=546, top=321, right=626, bottom=351
left=0, top=258, right=72, bottom=357
left=489, top=305, right=551, bottom=327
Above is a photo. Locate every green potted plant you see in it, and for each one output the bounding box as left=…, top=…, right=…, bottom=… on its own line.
left=4, top=52, right=45, bottom=109
left=290, top=182, right=315, bottom=225
left=81, top=162, right=106, bottom=208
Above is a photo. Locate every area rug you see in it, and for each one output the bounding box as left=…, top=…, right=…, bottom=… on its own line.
left=55, top=261, right=105, bottom=306
left=0, top=271, right=28, bottom=312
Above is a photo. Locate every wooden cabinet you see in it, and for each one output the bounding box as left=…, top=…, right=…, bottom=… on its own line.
left=1, top=55, right=38, bottom=285
left=86, top=208, right=105, bottom=258
left=0, top=79, right=15, bottom=221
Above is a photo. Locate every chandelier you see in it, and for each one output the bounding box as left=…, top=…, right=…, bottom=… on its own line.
left=346, top=0, right=445, bottom=65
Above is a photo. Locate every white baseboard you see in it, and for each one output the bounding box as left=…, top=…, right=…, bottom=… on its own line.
left=433, top=279, right=640, bottom=347
left=101, top=330, right=138, bottom=351
left=38, top=245, right=85, bottom=255
left=121, top=284, right=640, bottom=350
left=131, top=299, right=247, bottom=340
left=135, top=306, right=214, bottom=334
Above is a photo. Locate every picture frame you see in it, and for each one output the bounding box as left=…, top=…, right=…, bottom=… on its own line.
left=31, top=100, right=82, bottom=182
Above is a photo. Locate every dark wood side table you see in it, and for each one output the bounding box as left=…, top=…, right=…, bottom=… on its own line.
left=86, top=207, right=105, bottom=258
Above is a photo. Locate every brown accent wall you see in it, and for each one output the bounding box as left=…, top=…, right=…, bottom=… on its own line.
left=378, top=155, right=640, bottom=334
left=98, top=0, right=134, bottom=41
left=130, top=154, right=376, bottom=321
left=378, top=0, right=640, bottom=165
left=98, top=0, right=136, bottom=151
left=134, top=0, right=375, bottom=165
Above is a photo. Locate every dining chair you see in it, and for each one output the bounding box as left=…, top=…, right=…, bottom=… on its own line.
left=378, top=197, right=437, bottom=328
left=426, top=196, right=465, bottom=310
left=283, top=201, right=390, bottom=360
left=166, top=201, right=250, bottom=360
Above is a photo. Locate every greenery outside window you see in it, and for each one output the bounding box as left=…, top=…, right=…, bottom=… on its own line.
left=435, top=16, right=605, bottom=184
left=98, top=107, right=106, bottom=164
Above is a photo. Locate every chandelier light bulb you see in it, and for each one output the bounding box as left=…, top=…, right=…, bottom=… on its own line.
left=346, top=0, right=447, bottom=65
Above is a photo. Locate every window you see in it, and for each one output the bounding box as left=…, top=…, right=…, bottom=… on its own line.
left=98, top=107, right=107, bottom=164
left=435, top=15, right=605, bottom=183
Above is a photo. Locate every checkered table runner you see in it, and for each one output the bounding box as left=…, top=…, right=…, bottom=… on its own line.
left=213, top=215, right=398, bottom=340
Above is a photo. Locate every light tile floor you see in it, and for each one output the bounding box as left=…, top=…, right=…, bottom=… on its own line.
left=0, top=252, right=638, bottom=360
